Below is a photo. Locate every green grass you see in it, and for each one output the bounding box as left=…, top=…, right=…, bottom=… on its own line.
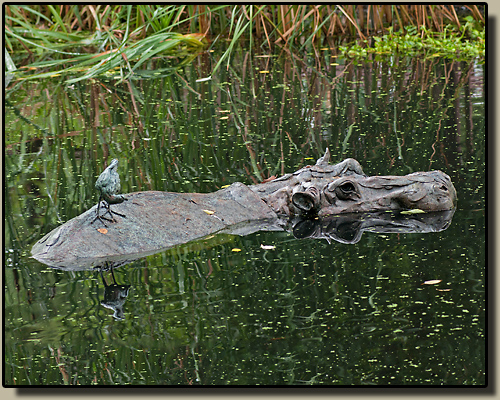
left=4, top=5, right=485, bottom=83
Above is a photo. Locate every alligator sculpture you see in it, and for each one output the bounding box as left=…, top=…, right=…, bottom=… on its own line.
left=251, top=149, right=456, bottom=216
left=31, top=149, right=457, bottom=270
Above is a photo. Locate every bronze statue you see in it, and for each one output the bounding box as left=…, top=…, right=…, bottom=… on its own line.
left=32, top=150, right=457, bottom=269
left=92, top=158, right=127, bottom=226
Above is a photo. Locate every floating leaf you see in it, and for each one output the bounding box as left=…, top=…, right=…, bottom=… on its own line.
left=436, top=288, right=452, bottom=292
left=400, top=209, right=426, bottom=215
left=259, top=70, right=269, bottom=73
left=195, top=76, right=212, bottom=82
left=422, top=279, right=442, bottom=285
left=97, top=228, right=108, bottom=234
left=203, top=209, right=215, bottom=215
left=232, top=248, right=242, bottom=252
left=260, top=244, right=276, bottom=250
left=219, top=116, right=229, bottom=120
left=221, top=184, right=230, bottom=189
left=261, top=175, right=276, bottom=183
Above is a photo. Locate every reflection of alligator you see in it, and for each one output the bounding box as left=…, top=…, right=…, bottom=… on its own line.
left=31, top=150, right=457, bottom=269
left=292, top=209, right=456, bottom=245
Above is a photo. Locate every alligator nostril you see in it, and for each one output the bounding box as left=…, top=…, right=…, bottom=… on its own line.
left=440, top=185, right=448, bottom=191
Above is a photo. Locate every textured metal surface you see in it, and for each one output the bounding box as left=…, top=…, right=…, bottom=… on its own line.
left=252, top=150, right=457, bottom=217
left=32, top=182, right=277, bottom=269
left=31, top=152, right=457, bottom=270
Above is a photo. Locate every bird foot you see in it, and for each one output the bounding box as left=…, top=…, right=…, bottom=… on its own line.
left=91, top=214, right=114, bottom=228
left=102, top=201, right=126, bottom=220
left=90, top=201, right=126, bottom=228
left=109, top=209, right=126, bottom=218
left=98, top=209, right=126, bottom=223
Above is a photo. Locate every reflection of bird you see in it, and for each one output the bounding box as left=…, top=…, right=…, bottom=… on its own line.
left=100, top=263, right=130, bottom=320
left=92, top=159, right=127, bottom=226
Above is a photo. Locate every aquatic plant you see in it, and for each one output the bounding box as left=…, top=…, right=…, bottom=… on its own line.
left=4, top=5, right=485, bottom=82
left=339, top=19, right=485, bottom=62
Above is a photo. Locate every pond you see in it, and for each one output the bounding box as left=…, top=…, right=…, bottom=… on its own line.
left=4, top=45, right=485, bottom=386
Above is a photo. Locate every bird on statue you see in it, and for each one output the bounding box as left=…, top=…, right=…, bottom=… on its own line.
left=91, top=158, right=127, bottom=227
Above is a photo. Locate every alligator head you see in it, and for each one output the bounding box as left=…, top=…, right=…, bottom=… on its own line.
left=255, top=149, right=457, bottom=216
left=313, top=170, right=457, bottom=216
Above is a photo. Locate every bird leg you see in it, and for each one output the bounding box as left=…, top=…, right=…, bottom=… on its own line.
left=100, top=265, right=109, bottom=287
left=91, top=195, right=127, bottom=227
left=102, top=201, right=126, bottom=220
left=99, top=261, right=116, bottom=286
left=91, top=199, right=115, bottom=227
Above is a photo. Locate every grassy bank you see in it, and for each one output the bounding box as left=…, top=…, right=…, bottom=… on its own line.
left=4, top=4, right=485, bottom=82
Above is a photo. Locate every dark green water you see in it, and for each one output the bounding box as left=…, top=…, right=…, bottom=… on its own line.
left=4, top=47, right=485, bottom=386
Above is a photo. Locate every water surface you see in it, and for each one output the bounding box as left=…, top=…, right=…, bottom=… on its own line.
left=4, top=46, right=485, bottom=385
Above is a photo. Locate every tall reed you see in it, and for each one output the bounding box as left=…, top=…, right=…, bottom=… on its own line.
left=4, top=5, right=485, bottom=81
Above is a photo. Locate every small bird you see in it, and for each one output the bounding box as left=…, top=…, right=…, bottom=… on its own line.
left=92, top=158, right=127, bottom=226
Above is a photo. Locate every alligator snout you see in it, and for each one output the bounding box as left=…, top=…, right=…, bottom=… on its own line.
left=315, top=170, right=457, bottom=217
left=401, top=170, right=457, bottom=210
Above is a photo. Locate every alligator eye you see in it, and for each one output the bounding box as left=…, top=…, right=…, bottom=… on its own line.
left=335, top=181, right=357, bottom=200
left=339, top=182, right=355, bottom=194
